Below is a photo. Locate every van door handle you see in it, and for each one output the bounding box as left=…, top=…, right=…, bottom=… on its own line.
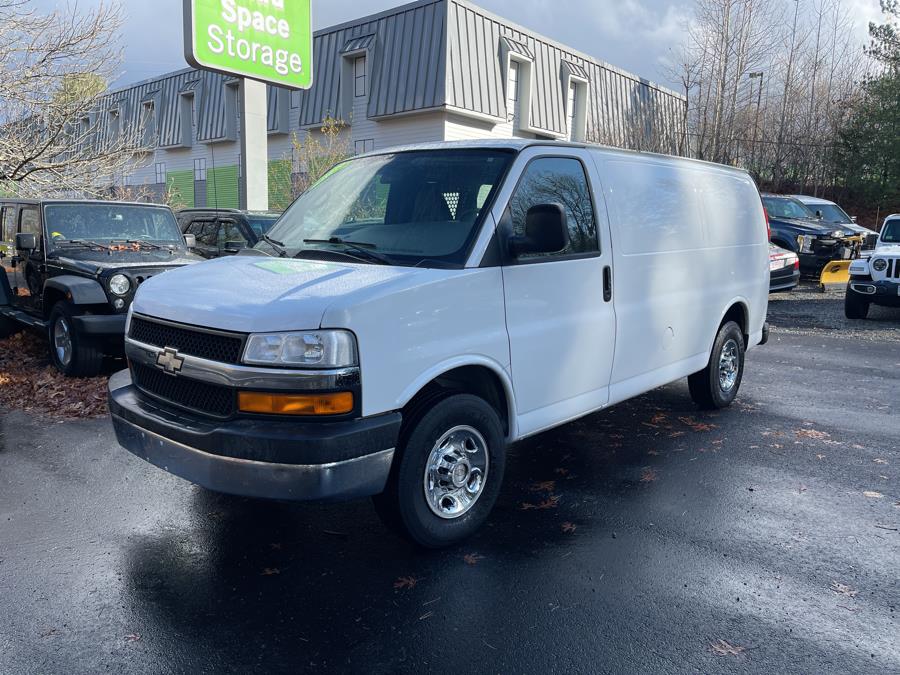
left=603, top=266, right=613, bottom=302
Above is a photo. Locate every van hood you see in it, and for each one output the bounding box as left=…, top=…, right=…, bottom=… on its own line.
left=874, top=243, right=900, bottom=256
left=132, top=255, right=431, bottom=333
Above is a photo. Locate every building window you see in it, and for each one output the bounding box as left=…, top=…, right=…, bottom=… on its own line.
left=508, top=61, right=520, bottom=105
left=194, top=158, right=207, bottom=181
left=567, top=83, right=577, bottom=140
left=354, top=139, right=375, bottom=155
left=354, top=56, right=367, bottom=98
left=155, top=162, right=166, bottom=184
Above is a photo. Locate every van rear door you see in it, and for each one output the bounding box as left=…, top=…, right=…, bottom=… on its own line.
left=497, top=148, right=616, bottom=438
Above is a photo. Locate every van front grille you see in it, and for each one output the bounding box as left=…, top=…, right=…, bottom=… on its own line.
left=129, top=316, right=245, bottom=364
left=131, top=362, right=235, bottom=418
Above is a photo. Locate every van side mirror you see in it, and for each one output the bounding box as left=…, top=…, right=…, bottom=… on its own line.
left=15, top=233, right=37, bottom=252
left=509, top=204, right=570, bottom=257
left=224, top=240, right=245, bottom=253
left=183, top=233, right=196, bottom=248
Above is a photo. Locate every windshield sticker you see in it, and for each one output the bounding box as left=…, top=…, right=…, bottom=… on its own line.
left=253, top=260, right=332, bottom=275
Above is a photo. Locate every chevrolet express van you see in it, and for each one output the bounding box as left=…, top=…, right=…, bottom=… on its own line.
left=109, top=141, right=770, bottom=548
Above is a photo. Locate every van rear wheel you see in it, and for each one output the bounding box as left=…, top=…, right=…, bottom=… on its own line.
left=688, top=321, right=745, bottom=410
left=373, top=394, right=506, bottom=549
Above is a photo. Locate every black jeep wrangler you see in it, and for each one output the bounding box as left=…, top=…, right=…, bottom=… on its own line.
left=1, top=200, right=202, bottom=377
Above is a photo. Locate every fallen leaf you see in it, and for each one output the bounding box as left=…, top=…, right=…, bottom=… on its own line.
left=647, top=449, right=660, bottom=456
left=520, top=495, right=560, bottom=511
left=798, top=485, right=808, bottom=493
left=863, top=491, right=884, bottom=499
left=640, top=468, right=658, bottom=483
left=529, top=481, right=556, bottom=493
left=463, top=553, right=485, bottom=566
left=830, top=582, right=858, bottom=598
left=554, top=468, right=570, bottom=477
left=261, top=568, right=281, bottom=576
left=816, top=454, right=826, bottom=460
left=874, top=459, right=888, bottom=465
left=710, top=639, right=746, bottom=656
left=561, top=522, right=577, bottom=534
left=394, top=576, right=421, bottom=590
left=796, top=428, right=830, bottom=441
left=124, top=634, right=142, bottom=643
left=679, top=416, right=716, bottom=432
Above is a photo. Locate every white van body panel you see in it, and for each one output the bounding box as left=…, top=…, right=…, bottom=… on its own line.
left=589, top=149, right=768, bottom=402
left=321, top=267, right=512, bottom=421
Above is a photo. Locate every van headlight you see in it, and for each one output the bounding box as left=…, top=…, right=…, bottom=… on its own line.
left=243, top=330, right=358, bottom=368
left=108, top=274, right=131, bottom=296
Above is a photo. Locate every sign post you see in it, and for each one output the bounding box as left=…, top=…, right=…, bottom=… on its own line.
left=183, top=0, right=313, bottom=210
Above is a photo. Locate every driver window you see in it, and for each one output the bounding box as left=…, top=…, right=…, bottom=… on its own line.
left=217, top=221, right=247, bottom=248
left=19, top=208, right=41, bottom=249
left=508, top=157, right=598, bottom=259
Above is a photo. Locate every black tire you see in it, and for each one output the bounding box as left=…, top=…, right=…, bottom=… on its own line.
left=373, top=394, right=506, bottom=549
left=688, top=321, right=745, bottom=410
left=844, top=289, right=870, bottom=320
left=47, top=302, right=104, bottom=377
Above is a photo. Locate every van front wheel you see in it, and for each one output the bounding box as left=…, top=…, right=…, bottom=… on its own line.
left=688, top=321, right=745, bottom=410
left=373, top=394, right=506, bottom=549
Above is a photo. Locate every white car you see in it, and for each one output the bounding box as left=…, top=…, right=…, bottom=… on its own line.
left=846, top=215, right=900, bottom=319
left=108, top=140, right=770, bottom=548
left=793, top=195, right=877, bottom=249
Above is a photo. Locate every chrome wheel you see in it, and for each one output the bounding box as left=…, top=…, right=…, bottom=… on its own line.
left=718, top=338, right=739, bottom=392
left=424, top=426, right=489, bottom=520
left=53, top=316, right=73, bottom=367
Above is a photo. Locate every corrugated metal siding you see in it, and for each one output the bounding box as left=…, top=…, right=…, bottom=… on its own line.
left=297, top=0, right=447, bottom=125
left=206, top=166, right=240, bottom=210
left=445, top=0, right=686, bottom=151
left=166, top=170, right=194, bottom=208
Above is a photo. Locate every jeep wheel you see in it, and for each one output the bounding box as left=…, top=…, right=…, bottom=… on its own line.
left=48, top=302, right=104, bottom=377
left=373, top=394, right=506, bottom=549
left=844, top=289, right=870, bottom=320
left=688, top=321, right=745, bottom=410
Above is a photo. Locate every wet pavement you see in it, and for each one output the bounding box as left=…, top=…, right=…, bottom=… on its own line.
left=1, top=294, right=899, bottom=674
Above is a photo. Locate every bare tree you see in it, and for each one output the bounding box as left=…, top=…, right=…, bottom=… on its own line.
left=0, top=1, right=146, bottom=198
left=289, top=115, right=353, bottom=198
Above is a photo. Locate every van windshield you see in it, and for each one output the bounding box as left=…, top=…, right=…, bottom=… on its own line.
left=260, top=149, right=513, bottom=268
left=44, top=204, right=182, bottom=247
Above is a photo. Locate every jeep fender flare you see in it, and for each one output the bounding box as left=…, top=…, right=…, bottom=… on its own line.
left=44, top=275, right=108, bottom=307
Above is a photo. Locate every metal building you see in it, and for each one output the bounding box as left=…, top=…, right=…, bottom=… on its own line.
left=101, top=0, right=686, bottom=210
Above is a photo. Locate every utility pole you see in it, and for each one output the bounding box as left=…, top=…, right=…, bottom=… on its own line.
left=749, top=71, right=764, bottom=178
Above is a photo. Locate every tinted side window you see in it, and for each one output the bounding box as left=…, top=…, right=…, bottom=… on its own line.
left=1, top=207, right=15, bottom=240
left=218, top=221, right=247, bottom=247
left=509, top=157, right=598, bottom=258
left=19, top=208, right=41, bottom=248
left=189, top=221, right=218, bottom=247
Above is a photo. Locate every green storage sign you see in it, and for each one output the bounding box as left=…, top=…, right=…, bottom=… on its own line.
left=184, top=0, right=313, bottom=89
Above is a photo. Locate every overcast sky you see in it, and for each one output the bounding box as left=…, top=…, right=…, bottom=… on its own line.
left=36, top=0, right=887, bottom=90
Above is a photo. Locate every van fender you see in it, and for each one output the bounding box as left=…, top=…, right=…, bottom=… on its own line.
left=44, top=276, right=108, bottom=306
left=707, top=297, right=751, bottom=355
left=396, top=355, right=519, bottom=441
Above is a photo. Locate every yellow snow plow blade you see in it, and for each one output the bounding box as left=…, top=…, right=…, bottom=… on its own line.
left=819, top=260, right=852, bottom=291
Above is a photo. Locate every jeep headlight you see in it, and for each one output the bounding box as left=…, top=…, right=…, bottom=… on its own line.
left=243, top=330, right=358, bottom=368
left=108, top=274, right=131, bottom=296
left=872, top=258, right=888, bottom=272
left=797, top=235, right=815, bottom=253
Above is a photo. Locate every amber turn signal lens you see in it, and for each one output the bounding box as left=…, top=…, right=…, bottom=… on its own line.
left=238, top=391, right=354, bottom=416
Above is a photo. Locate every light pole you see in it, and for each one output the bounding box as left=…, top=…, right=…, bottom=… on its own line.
left=749, top=71, right=764, bottom=177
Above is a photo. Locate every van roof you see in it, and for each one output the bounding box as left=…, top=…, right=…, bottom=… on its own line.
left=363, top=140, right=752, bottom=176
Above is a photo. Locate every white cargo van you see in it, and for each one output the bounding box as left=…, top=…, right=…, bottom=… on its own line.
left=110, top=141, right=770, bottom=547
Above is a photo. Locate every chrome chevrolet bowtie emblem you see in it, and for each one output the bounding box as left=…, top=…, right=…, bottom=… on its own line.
left=156, top=347, right=185, bottom=376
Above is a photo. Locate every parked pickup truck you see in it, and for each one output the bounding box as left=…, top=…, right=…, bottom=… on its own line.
left=109, top=141, right=770, bottom=548
left=0, top=200, right=202, bottom=376
left=762, top=194, right=862, bottom=273
left=845, top=215, right=900, bottom=319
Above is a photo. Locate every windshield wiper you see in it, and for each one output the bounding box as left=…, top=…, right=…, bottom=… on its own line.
left=303, top=238, right=392, bottom=265
left=120, top=240, right=165, bottom=251
left=261, top=234, right=288, bottom=258
left=54, top=239, right=111, bottom=251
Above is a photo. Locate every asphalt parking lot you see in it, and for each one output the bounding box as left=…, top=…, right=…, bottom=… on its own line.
left=1, top=286, right=898, bottom=674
